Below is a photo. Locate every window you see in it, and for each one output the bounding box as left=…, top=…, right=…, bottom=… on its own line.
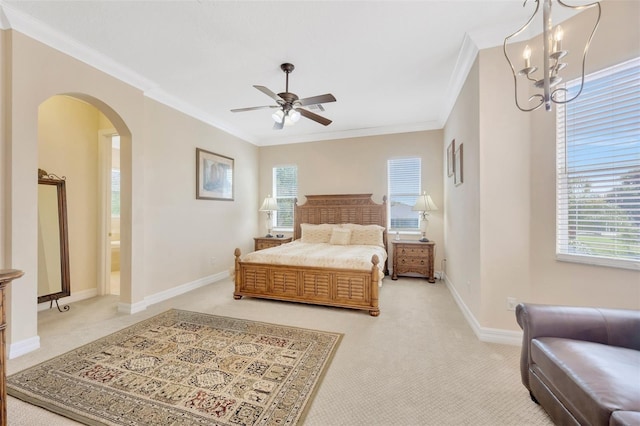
left=556, top=57, right=640, bottom=269
left=273, top=165, right=297, bottom=229
left=388, top=157, right=421, bottom=231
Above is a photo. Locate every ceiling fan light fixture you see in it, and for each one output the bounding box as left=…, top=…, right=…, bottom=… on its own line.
left=271, top=109, right=284, bottom=123
left=289, top=109, right=301, bottom=123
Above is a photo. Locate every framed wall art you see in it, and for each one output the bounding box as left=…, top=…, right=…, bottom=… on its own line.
left=447, top=139, right=455, bottom=177
left=196, top=148, right=234, bottom=200
left=454, top=143, right=464, bottom=186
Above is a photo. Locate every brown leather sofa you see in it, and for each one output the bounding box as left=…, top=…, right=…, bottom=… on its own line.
left=516, top=303, right=640, bottom=425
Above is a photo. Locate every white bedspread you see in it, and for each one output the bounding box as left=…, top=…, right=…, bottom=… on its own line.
left=241, top=241, right=387, bottom=284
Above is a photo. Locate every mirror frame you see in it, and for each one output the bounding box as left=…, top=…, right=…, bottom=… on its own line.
left=37, top=169, right=71, bottom=304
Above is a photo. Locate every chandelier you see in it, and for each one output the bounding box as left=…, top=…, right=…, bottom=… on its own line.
left=503, top=0, right=601, bottom=112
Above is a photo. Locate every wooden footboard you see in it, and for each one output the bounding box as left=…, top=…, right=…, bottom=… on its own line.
left=234, top=248, right=380, bottom=316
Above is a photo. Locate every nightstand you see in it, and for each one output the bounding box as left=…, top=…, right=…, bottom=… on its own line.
left=391, top=240, right=436, bottom=283
left=254, top=236, right=292, bottom=251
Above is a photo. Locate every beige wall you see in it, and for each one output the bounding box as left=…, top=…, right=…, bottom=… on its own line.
left=0, top=29, right=8, bottom=269
left=443, top=58, right=482, bottom=318
left=258, top=131, right=445, bottom=272
left=38, top=96, right=100, bottom=296
left=528, top=0, right=640, bottom=308
left=2, top=30, right=258, bottom=352
left=142, top=98, right=258, bottom=294
left=445, top=0, right=640, bottom=335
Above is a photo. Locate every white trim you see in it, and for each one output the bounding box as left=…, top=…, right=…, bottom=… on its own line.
left=117, top=300, right=147, bottom=315
left=9, top=336, right=40, bottom=359
left=556, top=253, right=640, bottom=271
left=117, top=271, right=229, bottom=314
left=438, top=33, right=479, bottom=127
left=444, top=273, right=522, bottom=346
left=257, top=121, right=441, bottom=147
left=0, top=2, right=155, bottom=91
left=0, top=1, right=458, bottom=147
left=37, top=288, right=98, bottom=312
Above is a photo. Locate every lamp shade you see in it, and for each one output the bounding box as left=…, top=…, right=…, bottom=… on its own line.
left=412, top=192, right=438, bottom=212
left=259, top=196, right=278, bottom=212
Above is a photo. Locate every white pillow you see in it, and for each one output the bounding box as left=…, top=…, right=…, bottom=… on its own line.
left=329, top=228, right=352, bottom=245
left=300, top=223, right=335, bottom=243
left=342, top=223, right=385, bottom=247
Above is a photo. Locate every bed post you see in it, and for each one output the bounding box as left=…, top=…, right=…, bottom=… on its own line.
left=233, top=248, right=242, bottom=300
left=370, top=255, right=380, bottom=317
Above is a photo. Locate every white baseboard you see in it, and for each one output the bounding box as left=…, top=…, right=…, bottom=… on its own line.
left=9, top=335, right=40, bottom=359
left=12, top=272, right=230, bottom=357
left=444, top=273, right=522, bottom=346
left=117, top=270, right=229, bottom=315
left=37, top=288, right=98, bottom=312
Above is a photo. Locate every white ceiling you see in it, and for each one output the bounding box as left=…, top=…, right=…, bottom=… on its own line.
left=0, top=0, right=584, bottom=146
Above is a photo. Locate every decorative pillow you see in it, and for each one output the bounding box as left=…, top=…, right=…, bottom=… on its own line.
left=329, top=228, right=352, bottom=245
left=342, top=223, right=385, bottom=247
left=300, top=223, right=335, bottom=243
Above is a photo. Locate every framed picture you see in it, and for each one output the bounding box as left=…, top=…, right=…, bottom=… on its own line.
left=196, top=148, right=234, bottom=200
left=454, top=143, right=464, bottom=186
left=447, top=139, right=455, bottom=177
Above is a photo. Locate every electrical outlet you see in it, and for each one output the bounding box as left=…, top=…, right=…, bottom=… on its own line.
left=506, top=297, right=518, bottom=311
left=209, top=257, right=216, bottom=266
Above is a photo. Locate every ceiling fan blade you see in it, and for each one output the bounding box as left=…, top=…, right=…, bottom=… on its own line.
left=254, top=85, right=283, bottom=102
left=231, top=105, right=278, bottom=113
left=298, top=93, right=336, bottom=107
left=296, top=108, right=332, bottom=126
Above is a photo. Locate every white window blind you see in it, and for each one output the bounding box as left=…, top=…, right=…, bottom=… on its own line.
left=388, top=157, right=421, bottom=230
left=273, top=165, right=297, bottom=229
left=556, top=57, right=640, bottom=269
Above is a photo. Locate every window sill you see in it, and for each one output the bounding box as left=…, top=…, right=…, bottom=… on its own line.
left=556, top=253, right=640, bottom=271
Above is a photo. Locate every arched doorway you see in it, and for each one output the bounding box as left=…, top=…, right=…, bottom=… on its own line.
left=37, top=94, right=132, bottom=312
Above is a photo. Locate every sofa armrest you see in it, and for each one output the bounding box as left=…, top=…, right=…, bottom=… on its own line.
left=515, top=303, right=640, bottom=389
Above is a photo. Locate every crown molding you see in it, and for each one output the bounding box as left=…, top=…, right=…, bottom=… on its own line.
left=0, top=1, right=257, bottom=145
left=0, top=2, right=155, bottom=91
left=257, top=120, right=442, bottom=147
left=438, top=33, right=479, bottom=127
left=144, top=88, right=257, bottom=145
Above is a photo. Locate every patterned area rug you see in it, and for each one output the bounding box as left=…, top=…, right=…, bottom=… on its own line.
left=7, top=309, right=342, bottom=425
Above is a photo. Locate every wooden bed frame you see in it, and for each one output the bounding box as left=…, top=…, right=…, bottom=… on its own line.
left=234, top=194, right=387, bottom=316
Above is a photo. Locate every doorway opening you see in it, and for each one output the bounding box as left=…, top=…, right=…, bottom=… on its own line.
left=109, top=135, right=121, bottom=295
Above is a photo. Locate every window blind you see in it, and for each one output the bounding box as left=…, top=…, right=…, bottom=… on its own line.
left=556, top=57, right=640, bottom=268
left=388, top=157, right=421, bottom=230
left=273, top=165, right=297, bottom=229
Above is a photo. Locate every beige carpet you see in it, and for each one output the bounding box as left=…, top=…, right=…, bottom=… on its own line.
left=7, top=276, right=553, bottom=425
left=8, top=309, right=341, bottom=425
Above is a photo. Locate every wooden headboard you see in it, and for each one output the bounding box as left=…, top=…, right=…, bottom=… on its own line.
left=293, top=193, right=388, bottom=249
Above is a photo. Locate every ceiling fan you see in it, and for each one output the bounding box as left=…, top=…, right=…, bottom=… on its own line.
left=231, top=63, right=336, bottom=129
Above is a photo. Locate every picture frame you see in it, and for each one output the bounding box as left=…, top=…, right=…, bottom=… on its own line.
left=454, top=143, right=464, bottom=186
left=196, top=148, right=234, bottom=200
left=447, top=139, right=455, bottom=177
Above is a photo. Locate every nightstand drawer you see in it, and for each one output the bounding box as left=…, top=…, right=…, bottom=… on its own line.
left=254, top=236, right=292, bottom=251
left=398, top=246, right=429, bottom=257
left=391, top=240, right=436, bottom=283
left=398, top=256, right=428, bottom=267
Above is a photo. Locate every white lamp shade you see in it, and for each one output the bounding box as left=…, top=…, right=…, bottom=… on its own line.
left=289, top=109, right=301, bottom=122
left=259, top=196, right=278, bottom=212
left=412, top=192, right=438, bottom=212
left=271, top=109, right=284, bottom=123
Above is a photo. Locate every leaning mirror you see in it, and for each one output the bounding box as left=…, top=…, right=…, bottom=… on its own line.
left=37, top=169, right=71, bottom=311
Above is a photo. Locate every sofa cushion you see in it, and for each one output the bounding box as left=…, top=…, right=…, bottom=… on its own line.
left=531, top=337, right=640, bottom=425
left=610, top=410, right=640, bottom=426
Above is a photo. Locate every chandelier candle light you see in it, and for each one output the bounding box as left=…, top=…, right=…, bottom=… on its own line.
left=503, top=0, right=601, bottom=112
left=259, top=195, right=278, bottom=238
left=412, top=192, right=438, bottom=242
